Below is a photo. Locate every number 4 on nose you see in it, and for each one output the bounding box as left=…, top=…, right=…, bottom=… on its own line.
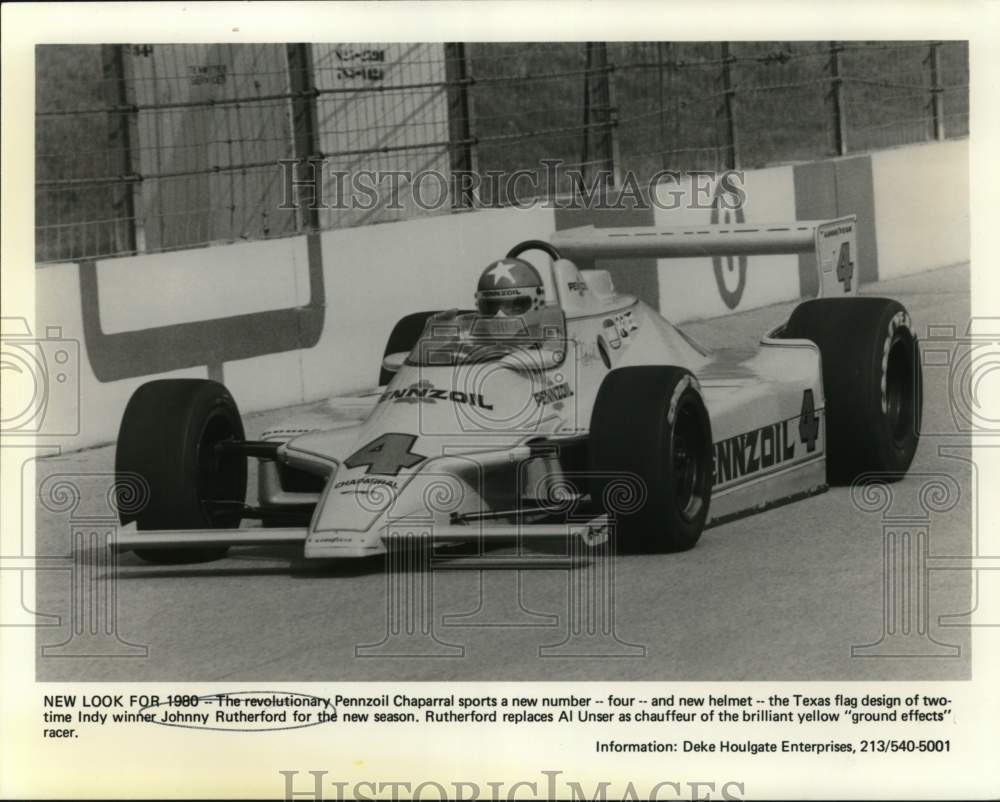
left=799, top=389, right=819, bottom=452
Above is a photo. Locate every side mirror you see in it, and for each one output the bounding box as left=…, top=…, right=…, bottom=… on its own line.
left=380, top=351, right=408, bottom=377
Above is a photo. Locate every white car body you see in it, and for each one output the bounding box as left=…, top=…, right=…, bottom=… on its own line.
left=118, top=217, right=857, bottom=559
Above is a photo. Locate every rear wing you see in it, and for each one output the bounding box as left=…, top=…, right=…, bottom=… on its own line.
left=550, top=215, right=858, bottom=298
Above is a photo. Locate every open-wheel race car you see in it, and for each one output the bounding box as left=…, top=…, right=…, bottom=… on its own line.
left=114, top=215, right=922, bottom=563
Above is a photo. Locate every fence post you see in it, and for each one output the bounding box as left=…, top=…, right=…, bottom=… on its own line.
left=657, top=42, right=670, bottom=171
left=286, top=44, right=321, bottom=232
left=719, top=42, right=739, bottom=170
left=829, top=41, right=847, bottom=156
left=100, top=45, right=143, bottom=254
left=444, top=43, right=475, bottom=209
left=605, top=46, right=623, bottom=187
left=582, top=42, right=620, bottom=187
left=928, top=41, right=946, bottom=141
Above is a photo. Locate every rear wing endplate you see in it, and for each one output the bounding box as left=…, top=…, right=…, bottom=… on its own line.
left=550, top=216, right=858, bottom=298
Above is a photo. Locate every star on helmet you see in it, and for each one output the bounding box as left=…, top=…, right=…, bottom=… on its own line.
left=486, top=260, right=521, bottom=286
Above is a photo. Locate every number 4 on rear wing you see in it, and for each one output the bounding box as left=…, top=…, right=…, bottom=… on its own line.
left=550, top=215, right=858, bottom=298
left=814, top=217, right=857, bottom=296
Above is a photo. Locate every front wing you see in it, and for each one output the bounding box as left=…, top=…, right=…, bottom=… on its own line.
left=113, top=519, right=610, bottom=555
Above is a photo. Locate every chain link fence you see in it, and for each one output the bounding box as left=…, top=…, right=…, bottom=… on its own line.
left=35, top=40, right=969, bottom=264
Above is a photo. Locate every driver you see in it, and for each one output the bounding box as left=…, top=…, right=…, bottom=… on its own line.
left=472, top=258, right=564, bottom=365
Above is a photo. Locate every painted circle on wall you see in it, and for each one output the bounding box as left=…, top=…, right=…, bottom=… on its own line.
left=710, top=174, right=747, bottom=310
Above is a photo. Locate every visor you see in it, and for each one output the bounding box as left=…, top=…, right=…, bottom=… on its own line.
left=477, top=295, right=533, bottom=316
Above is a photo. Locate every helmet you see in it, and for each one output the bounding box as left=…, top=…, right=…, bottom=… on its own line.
left=475, top=258, right=546, bottom=317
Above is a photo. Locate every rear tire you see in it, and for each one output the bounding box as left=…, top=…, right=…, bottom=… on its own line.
left=115, top=379, right=247, bottom=564
left=781, top=297, right=922, bottom=485
left=589, top=367, right=713, bottom=553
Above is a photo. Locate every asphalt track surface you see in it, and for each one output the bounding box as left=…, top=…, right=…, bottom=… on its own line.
left=36, top=263, right=972, bottom=681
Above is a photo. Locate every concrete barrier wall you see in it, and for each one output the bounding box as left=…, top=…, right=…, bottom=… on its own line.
left=870, top=138, right=970, bottom=280
left=36, top=208, right=558, bottom=451
left=35, top=264, right=208, bottom=452
left=35, top=139, right=968, bottom=450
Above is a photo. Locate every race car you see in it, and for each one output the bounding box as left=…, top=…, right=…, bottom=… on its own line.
left=113, top=215, right=922, bottom=562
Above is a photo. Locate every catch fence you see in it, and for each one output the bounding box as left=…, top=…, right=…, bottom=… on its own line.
left=35, top=40, right=969, bottom=263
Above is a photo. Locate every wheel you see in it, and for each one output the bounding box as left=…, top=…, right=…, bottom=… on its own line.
left=781, top=297, right=922, bottom=485
left=115, top=379, right=247, bottom=564
left=589, top=366, right=713, bottom=553
left=379, top=310, right=474, bottom=386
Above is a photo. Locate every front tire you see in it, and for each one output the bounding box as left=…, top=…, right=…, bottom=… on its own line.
left=115, top=379, right=247, bottom=564
left=589, top=366, right=713, bottom=553
left=781, top=297, right=922, bottom=485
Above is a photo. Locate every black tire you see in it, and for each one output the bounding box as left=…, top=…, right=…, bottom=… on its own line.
left=379, top=310, right=475, bottom=386
left=781, top=297, right=922, bottom=485
left=589, top=366, right=713, bottom=553
left=115, top=379, right=247, bottom=564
